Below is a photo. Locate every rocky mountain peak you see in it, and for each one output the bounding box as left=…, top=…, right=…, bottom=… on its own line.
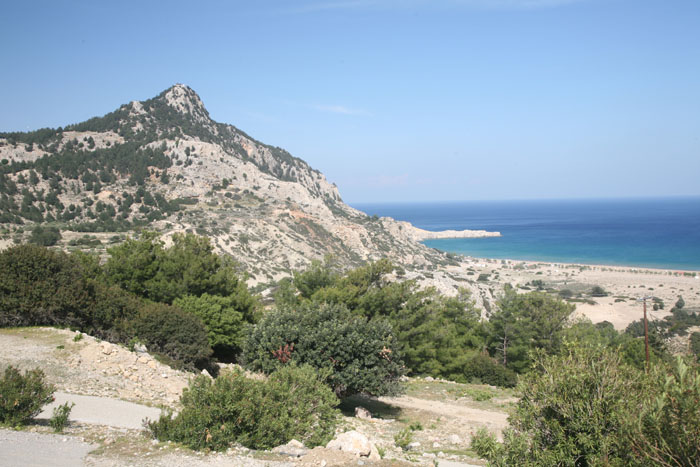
left=158, top=83, right=211, bottom=125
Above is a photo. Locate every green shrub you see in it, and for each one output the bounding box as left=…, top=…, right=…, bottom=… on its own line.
left=394, top=427, right=413, bottom=451
left=0, top=244, right=92, bottom=328
left=0, top=366, right=55, bottom=427
left=148, top=365, right=339, bottom=451
left=472, top=343, right=643, bottom=466
left=105, top=232, right=255, bottom=305
left=49, top=402, right=74, bottom=432
left=462, top=354, right=517, bottom=388
left=29, top=225, right=61, bottom=246
left=629, top=357, right=700, bottom=465
left=130, top=302, right=212, bottom=370
left=173, top=293, right=255, bottom=360
left=243, top=303, right=405, bottom=397
left=691, top=332, right=700, bottom=358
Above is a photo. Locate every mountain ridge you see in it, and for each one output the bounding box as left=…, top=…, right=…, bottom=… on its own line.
left=0, top=84, right=495, bottom=298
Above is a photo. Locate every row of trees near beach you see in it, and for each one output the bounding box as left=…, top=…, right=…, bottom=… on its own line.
left=1, top=233, right=698, bottom=463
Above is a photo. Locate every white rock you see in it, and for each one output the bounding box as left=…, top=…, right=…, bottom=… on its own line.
left=354, top=406, right=372, bottom=419
left=425, top=376, right=434, bottom=382
left=326, top=430, right=372, bottom=457
left=447, top=434, right=462, bottom=445
left=422, top=452, right=436, bottom=459
left=408, top=441, right=421, bottom=449
left=433, top=442, right=441, bottom=448
left=201, top=369, right=213, bottom=378
left=272, top=439, right=307, bottom=458
left=368, top=444, right=381, bottom=461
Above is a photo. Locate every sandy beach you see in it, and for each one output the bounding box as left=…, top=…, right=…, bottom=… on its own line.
left=442, top=256, right=699, bottom=330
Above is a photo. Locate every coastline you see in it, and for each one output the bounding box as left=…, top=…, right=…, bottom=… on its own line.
left=441, top=254, right=699, bottom=331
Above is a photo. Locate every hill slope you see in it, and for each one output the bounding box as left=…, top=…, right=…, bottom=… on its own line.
left=0, top=84, right=476, bottom=285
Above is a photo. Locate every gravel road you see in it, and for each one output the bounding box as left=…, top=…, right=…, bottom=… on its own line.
left=0, top=429, right=96, bottom=467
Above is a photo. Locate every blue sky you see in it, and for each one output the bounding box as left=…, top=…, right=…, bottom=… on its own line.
left=1, top=0, right=699, bottom=203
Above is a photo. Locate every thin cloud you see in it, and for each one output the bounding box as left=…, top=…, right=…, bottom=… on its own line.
left=313, top=104, right=371, bottom=116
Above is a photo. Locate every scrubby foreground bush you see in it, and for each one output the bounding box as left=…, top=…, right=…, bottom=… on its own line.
left=0, top=366, right=55, bottom=427
left=472, top=343, right=700, bottom=466
left=148, top=365, right=339, bottom=451
left=243, top=303, right=405, bottom=397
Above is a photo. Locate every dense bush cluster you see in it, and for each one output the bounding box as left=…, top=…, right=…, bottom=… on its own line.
left=148, top=365, right=339, bottom=450
left=0, top=366, right=55, bottom=427
left=0, top=233, right=258, bottom=370
left=472, top=344, right=700, bottom=466
left=270, top=258, right=575, bottom=386
left=243, top=303, right=404, bottom=397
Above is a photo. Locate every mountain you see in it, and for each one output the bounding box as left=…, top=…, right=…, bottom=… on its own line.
left=0, top=84, right=493, bottom=290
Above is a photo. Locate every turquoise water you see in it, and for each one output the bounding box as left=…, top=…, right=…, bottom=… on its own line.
left=352, top=198, right=700, bottom=271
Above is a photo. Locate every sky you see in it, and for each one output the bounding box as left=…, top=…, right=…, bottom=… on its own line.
left=1, top=0, right=699, bottom=203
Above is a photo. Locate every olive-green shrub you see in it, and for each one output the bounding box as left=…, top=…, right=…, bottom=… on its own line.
left=472, top=343, right=644, bottom=466
left=0, top=366, right=55, bottom=427
left=148, top=365, right=339, bottom=450
left=130, top=302, right=212, bottom=370
left=243, top=303, right=405, bottom=397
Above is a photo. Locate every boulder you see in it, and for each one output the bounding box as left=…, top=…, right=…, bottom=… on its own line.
left=272, top=439, right=307, bottom=458
left=354, top=406, right=372, bottom=419
left=326, top=431, right=372, bottom=457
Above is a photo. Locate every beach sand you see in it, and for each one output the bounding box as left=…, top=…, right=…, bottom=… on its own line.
left=443, top=257, right=699, bottom=330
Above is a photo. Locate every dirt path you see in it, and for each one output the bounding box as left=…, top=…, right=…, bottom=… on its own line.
left=380, top=395, right=509, bottom=435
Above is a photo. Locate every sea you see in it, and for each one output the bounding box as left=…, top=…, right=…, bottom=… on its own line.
left=352, top=197, right=700, bottom=271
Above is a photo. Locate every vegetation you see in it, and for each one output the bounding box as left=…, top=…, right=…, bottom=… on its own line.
left=0, top=233, right=257, bottom=370
left=0, top=366, right=55, bottom=427
left=130, top=302, right=212, bottom=370
left=487, top=287, right=575, bottom=373
left=148, top=365, right=339, bottom=450
left=472, top=344, right=700, bottom=466
left=274, top=258, right=515, bottom=385
left=49, top=402, right=74, bottom=433
left=243, top=303, right=404, bottom=397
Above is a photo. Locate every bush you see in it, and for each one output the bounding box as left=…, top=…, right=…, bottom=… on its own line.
left=691, top=332, right=700, bottom=358
left=462, top=354, right=517, bottom=388
left=173, top=293, right=255, bottom=360
left=243, top=303, right=405, bottom=397
left=105, top=232, right=254, bottom=305
left=29, top=225, right=61, bottom=246
left=629, top=357, right=700, bottom=465
left=49, top=402, right=74, bottom=432
left=394, top=427, right=413, bottom=451
left=472, top=343, right=644, bottom=466
left=0, top=244, right=92, bottom=328
left=148, top=365, right=339, bottom=451
left=0, top=366, right=55, bottom=427
left=130, top=303, right=212, bottom=370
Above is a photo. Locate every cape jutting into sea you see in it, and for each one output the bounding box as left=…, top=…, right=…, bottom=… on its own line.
left=353, top=197, right=700, bottom=271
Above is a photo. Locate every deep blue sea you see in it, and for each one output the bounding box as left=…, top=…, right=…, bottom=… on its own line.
left=352, top=198, right=700, bottom=271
